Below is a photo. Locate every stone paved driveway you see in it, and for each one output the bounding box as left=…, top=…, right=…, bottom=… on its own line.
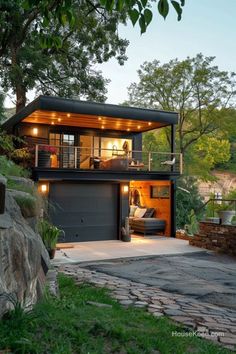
left=83, top=251, right=236, bottom=310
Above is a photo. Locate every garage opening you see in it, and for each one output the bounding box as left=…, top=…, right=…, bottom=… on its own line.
left=49, top=182, right=119, bottom=242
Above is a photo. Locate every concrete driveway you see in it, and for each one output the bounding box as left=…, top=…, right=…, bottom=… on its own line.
left=54, top=236, right=203, bottom=263
left=84, top=252, right=236, bottom=310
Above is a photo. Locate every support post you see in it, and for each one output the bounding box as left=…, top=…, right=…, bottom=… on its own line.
left=171, top=125, right=176, bottom=172
left=35, top=144, right=39, bottom=167
left=171, top=180, right=176, bottom=237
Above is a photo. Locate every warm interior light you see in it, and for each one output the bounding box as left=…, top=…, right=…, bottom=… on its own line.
left=148, top=122, right=152, bottom=126
left=40, top=184, right=47, bottom=193
left=32, top=127, right=38, bottom=135
left=127, top=128, right=130, bottom=132
left=101, top=125, right=105, bottom=129
left=137, top=125, right=141, bottom=129
left=58, top=118, right=61, bottom=122
left=123, top=185, right=129, bottom=193
left=51, top=121, right=55, bottom=125
left=67, top=113, right=71, bottom=117
left=98, top=117, right=102, bottom=121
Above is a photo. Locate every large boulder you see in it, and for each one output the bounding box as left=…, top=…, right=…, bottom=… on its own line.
left=0, top=190, right=50, bottom=317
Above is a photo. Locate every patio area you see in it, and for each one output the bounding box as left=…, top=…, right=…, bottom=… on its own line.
left=54, top=236, right=203, bottom=264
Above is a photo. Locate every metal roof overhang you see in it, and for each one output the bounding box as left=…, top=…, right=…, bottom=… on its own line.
left=2, top=95, right=179, bottom=133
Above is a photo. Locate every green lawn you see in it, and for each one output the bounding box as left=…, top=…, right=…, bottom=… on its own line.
left=0, top=274, right=234, bottom=354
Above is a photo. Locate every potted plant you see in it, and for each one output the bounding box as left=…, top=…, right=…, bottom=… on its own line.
left=37, top=219, right=62, bottom=259
left=38, top=145, right=57, bottom=168
left=214, top=202, right=236, bottom=225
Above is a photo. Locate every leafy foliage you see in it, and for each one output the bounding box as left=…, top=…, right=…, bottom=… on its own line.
left=185, top=136, right=231, bottom=179
left=176, top=176, right=204, bottom=228
left=0, top=156, right=30, bottom=177
left=37, top=219, right=62, bottom=249
left=0, top=0, right=129, bottom=111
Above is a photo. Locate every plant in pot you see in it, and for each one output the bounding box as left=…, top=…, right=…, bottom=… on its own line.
left=214, top=202, right=236, bottom=225
left=37, top=219, right=62, bottom=259
left=38, top=145, right=57, bottom=168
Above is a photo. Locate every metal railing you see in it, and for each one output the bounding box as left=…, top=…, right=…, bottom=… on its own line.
left=196, top=198, right=236, bottom=225
left=35, top=144, right=183, bottom=173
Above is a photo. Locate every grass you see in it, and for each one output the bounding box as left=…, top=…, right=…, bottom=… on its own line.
left=0, top=155, right=30, bottom=178
left=14, top=195, right=37, bottom=218
left=7, top=178, right=35, bottom=195
left=0, top=274, right=233, bottom=354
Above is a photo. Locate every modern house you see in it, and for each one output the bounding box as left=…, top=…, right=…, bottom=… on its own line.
left=3, top=96, right=182, bottom=242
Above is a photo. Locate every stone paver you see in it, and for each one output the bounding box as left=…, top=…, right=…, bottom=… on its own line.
left=58, top=264, right=236, bottom=351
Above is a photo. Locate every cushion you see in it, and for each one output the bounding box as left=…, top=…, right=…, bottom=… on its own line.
left=134, top=207, right=147, bottom=218
left=129, top=205, right=138, bottom=217
left=143, top=208, right=155, bottom=218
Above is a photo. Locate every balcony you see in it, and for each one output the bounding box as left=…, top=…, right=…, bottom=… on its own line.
left=35, top=144, right=183, bottom=174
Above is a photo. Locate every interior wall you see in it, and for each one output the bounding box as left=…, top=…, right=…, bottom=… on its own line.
left=130, top=180, right=171, bottom=237
left=101, top=137, right=132, bottom=158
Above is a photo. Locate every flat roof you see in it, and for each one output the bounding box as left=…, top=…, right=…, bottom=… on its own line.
left=2, top=95, right=178, bottom=133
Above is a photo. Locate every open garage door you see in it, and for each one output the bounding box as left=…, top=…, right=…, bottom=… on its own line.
left=49, top=182, right=119, bottom=242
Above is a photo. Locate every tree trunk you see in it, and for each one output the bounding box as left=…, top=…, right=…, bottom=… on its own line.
left=16, top=85, right=26, bottom=113
left=11, top=42, right=27, bottom=113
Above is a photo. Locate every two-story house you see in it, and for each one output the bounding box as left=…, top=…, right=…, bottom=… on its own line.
left=3, top=96, right=182, bottom=242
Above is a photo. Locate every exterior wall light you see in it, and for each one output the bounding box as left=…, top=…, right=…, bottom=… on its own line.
left=33, top=127, right=38, bottom=135
left=40, top=184, right=48, bottom=193
left=123, top=185, right=129, bottom=193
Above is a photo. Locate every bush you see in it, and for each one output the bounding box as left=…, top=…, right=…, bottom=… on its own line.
left=7, top=178, right=35, bottom=195
left=0, top=156, right=30, bottom=178
left=14, top=195, right=37, bottom=218
left=176, top=176, right=204, bottom=229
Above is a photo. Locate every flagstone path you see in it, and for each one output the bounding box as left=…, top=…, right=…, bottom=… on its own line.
left=58, top=264, right=236, bottom=351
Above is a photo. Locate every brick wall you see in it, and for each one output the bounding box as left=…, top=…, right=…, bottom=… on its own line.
left=189, top=222, right=236, bottom=256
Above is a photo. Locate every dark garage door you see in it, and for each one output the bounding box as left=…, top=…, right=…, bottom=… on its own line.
left=49, top=182, right=119, bottom=242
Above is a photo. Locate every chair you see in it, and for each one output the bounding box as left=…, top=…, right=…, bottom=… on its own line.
left=160, top=157, right=176, bottom=166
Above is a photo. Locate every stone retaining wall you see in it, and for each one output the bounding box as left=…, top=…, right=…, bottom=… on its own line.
left=189, top=222, right=236, bottom=256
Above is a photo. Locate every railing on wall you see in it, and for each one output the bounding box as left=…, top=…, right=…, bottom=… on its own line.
left=197, top=198, right=236, bottom=225
left=35, top=144, right=183, bottom=174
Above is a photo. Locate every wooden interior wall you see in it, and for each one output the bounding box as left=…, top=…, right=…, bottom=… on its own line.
left=130, top=180, right=171, bottom=237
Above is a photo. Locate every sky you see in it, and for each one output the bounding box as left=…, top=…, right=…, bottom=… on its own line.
left=4, top=0, right=236, bottom=107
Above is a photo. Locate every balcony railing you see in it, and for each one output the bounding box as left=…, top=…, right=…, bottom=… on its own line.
left=35, top=144, right=183, bottom=174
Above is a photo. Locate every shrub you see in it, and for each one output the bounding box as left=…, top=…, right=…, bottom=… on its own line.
left=7, top=178, right=35, bottom=195
left=0, top=156, right=30, bottom=178
left=14, top=195, right=37, bottom=218
left=176, top=176, right=204, bottom=229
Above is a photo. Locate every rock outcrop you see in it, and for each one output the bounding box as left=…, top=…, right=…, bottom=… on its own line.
left=0, top=174, right=50, bottom=317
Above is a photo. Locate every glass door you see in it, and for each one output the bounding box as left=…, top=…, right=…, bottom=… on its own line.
left=49, top=133, right=75, bottom=168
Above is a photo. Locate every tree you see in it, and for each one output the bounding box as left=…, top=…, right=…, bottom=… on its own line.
left=0, top=1, right=129, bottom=112
left=185, top=136, right=231, bottom=179
left=126, top=54, right=236, bottom=159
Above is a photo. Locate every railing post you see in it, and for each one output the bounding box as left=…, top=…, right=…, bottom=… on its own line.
left=148, top=152, right=151, bottom=171
left=74, top=147, right=77, bottom=169
left=179, top=153, right=183, bottom=174
left=35, top=144, right=39, bottom=167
